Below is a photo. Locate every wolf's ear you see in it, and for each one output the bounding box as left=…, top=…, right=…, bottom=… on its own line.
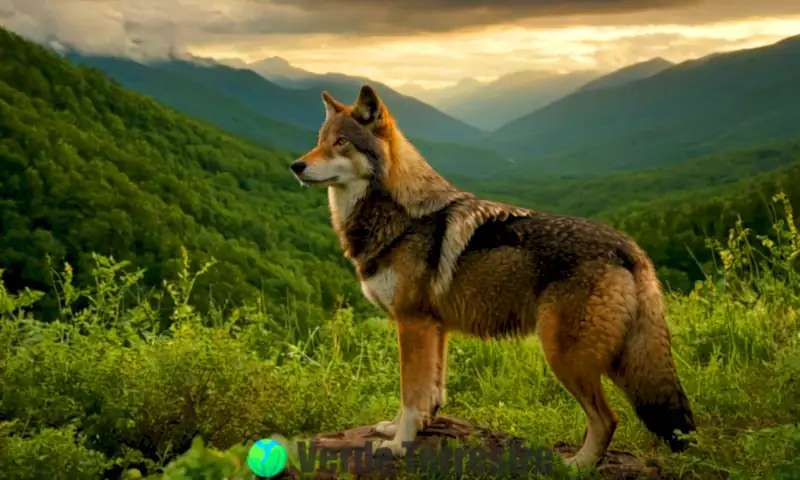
left=353, top=85, right=384, bottom=126
left=322, top=91, right=345, bottom=121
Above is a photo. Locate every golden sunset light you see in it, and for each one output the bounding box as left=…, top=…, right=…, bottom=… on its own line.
left=3, top=0, right=799, bottom=89
left=185, top=14, right=800, bottom=88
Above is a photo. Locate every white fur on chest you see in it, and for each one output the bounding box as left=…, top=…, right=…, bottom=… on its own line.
left=328, top=180, right=368, bottom=226
left=360, top=268, right=399, bottom=311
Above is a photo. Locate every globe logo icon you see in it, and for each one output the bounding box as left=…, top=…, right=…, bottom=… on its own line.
left=247, top=439, right=287, bottom=478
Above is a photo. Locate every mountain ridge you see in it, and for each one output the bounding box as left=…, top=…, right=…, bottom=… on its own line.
left=66, top=51, right=488, bottom=146
left=577, top=57, right=674, bottom=93
left=63, top=52, right=509, bottom=178
left=488, top=34, right=800, bottom=177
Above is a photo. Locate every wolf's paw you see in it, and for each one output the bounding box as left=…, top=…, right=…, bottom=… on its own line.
left=374, top=420, right=397, bottom=436
left=564, top=451, right=600, bottom=470
left=372, top=438, right=408, bottom=458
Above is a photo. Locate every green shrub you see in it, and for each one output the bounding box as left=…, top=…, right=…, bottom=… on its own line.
left=0, top=194, right=798, bottom=479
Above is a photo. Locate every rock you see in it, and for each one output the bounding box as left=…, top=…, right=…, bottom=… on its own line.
left=271, top=415, right=663, bottom=479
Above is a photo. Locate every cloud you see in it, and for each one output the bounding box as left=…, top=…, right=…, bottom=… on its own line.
left=1, top=0, right=798, bottom=88
left=263, top=0, right=699, bottom=35
left=3, top=0, right=799, bottom=61
left=221, top=18, right=798, bottom=88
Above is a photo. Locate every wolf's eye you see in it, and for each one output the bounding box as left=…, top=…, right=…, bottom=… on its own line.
left=334, top=137, right=348, bottom=147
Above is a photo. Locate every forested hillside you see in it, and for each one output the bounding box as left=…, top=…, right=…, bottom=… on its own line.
left=602, top=160, right=800, bottom=290
left=0, top=28, right=372, bottom=323
left=65, top=53, right=509, bottom=178
left=465, top=139, right=800, bottom=217
left=57, top=55, right=314, bottom=153
left=489, top=35, right=800, bottom=177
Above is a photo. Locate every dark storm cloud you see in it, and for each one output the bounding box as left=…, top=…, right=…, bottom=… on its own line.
left=245, top=0, right=700, bottom=35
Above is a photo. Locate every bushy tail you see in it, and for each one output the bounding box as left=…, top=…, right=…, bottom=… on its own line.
left=614, top=252, right=696, bottom=452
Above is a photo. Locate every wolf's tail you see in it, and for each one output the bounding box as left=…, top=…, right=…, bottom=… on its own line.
left=614, top=250, right=696, bottom=452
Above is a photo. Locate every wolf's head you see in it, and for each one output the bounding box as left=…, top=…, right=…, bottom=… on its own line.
left=290, top=85, right=392, bottom=188
left=291, top=84, right=463, bottom=218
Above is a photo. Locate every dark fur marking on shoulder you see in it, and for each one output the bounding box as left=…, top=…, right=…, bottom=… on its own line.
left=462, top=215, right=528, bottom=252
left=366, top=230, right=410, bottom=277
left=460, top=214, right=639, bottom=290
left=344, top=183, right=413, bottom=280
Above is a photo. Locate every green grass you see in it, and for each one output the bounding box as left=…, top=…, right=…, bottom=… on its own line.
left=1, top=195, right=798, bottom=480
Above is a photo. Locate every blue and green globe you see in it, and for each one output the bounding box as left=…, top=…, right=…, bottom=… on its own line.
left=247, top=439, right=287, bottom=478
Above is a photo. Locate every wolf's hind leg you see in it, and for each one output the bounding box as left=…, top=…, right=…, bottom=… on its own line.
left=373, top=316, right=441, bottom=458
left=554, top=363, right=617, bottom=469
left=536, top=268, right=634, bottom=469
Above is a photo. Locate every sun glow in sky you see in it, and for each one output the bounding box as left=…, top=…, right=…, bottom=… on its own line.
left=2, top=0, right=800, bottom=89
left=188, top=16, right=800, bottom=89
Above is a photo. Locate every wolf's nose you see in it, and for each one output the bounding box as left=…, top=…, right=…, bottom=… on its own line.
left=290, top=161, right=307, bottom=174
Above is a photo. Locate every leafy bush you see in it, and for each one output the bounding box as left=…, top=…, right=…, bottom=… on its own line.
left=0, top=195, right=798, bottom=479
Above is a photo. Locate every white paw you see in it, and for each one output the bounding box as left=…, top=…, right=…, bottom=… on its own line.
left=564, top=452, right=599, bottom=469
left=372, top=438, right=407, bottom=458
left=374, top=420, right=397, bottom=436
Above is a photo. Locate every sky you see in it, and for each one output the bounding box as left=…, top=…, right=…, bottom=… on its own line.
left=1, top=0, right=799, bottom=89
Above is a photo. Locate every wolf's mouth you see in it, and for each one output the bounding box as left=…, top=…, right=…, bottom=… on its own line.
left=302, top=176, right=339, bottom=185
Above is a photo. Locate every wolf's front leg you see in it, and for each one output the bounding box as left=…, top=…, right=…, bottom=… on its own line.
left=375, top=325, right=447, bottom=437
left=434, top=328, right=448, bottom=413
left=373, top=317, right=441, bottom=458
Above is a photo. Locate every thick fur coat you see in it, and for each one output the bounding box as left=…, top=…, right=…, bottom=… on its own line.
left=289, top=85, right=696, bottom=468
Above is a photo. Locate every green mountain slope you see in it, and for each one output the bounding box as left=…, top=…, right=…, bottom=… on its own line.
left=464, top=139, right=800, bottom=217
left=65, top=53, right=509, bottom=178
left=0, top=27, right=370, bottom=323
left=490, top=35, right=800, bottom=177
left=73, top=54, right=486, bottom=145
left=602, top=160, right=800, bottom=290
left=577, top=58, right=674, bottom=93
left=241, top=67, right=491, bottom=141
left=61, top=55, right=314, bottom=153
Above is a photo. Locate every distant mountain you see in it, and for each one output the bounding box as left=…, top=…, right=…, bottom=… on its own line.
left=67, top=53, right=488, bottom=146
left=489, top=35, right=800, bottom=178
left=395, top=82, right=429, bottom=99
left=238, top=65, right=495, bottom=142
left=248, top=56, right=314, bottom=80
left=433, top=69, right=601, bottom=131
left=578, top=58, right=674, bottom=92
left=64, top=52, right=508, bottom=177
left=245, top=57, right=318, bottom=88
left=396, top=78, right=485, bottom=106
left=213, top=56, right=250, bottom=70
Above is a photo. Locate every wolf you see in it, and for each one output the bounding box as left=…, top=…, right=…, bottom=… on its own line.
left=289, top=85, right=696, bottom=468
